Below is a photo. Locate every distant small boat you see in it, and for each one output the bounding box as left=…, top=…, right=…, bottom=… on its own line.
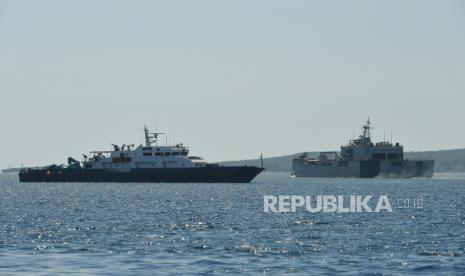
left=1, top=166, right=29, bottom=174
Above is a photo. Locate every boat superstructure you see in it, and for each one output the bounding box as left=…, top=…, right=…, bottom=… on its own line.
left=81, top=126, right=207, bottom=170
left=292, top=119, right=434, bottom=178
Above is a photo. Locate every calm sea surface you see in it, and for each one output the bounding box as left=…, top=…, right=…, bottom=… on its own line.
left=1, top=172, right=464, bottom=275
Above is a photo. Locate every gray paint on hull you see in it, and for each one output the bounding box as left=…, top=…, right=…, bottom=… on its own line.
left=292, top=160, right=434, bottom=178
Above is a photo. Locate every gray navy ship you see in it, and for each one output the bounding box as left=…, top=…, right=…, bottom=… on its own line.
left=19, top=126, right=264, bottom=183
left=292, top=119, right=434, bottom=178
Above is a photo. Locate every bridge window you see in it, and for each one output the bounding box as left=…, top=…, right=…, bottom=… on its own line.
left=387, top=153, right=400, bottom=160
left=372, top=153, right=386, bottom=160
left=143, top=152, right=152, bottom=156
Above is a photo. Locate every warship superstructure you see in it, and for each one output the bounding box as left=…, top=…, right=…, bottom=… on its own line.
left=292, top=119, right=434, bottom=178
left=19, top=126, right=264, bottom=183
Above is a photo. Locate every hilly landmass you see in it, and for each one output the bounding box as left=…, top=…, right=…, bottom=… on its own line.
left=220, top=148, right=465, bottom=173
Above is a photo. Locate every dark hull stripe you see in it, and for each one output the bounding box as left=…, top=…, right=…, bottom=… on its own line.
left=19, top=166, right=265, bottom=183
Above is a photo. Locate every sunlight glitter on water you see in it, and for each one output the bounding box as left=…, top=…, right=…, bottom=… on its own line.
left=0, top=172, right=464, bottom=274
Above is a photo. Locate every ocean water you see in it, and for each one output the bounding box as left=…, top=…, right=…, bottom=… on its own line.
left=1, top=172, right=464, bottom=275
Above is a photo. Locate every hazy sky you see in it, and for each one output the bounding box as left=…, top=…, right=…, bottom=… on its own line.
left=1, top=0, right=464, bottom=167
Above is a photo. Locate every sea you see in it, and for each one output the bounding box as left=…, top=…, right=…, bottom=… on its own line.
left=0, top=172, right=464, bottom=275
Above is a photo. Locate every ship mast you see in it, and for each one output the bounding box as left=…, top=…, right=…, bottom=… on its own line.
left=362, top=118, right=372, bottom=139
left=144, top=125, right=165, bottom=147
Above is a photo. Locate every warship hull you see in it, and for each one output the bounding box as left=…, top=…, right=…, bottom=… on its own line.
left=293, top=160, right=434, bottom=178
left=19, top=166, right=264, bottom=183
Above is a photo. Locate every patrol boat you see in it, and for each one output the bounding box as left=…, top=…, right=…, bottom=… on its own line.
left=292, top=119, right=434, bottom=178
left=19, top=126, right=264, bottom=183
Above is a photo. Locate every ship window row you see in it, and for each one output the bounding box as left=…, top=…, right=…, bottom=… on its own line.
left=141, top=152, right=188, bottom=157
left=109, top=163, right=186, bottom=168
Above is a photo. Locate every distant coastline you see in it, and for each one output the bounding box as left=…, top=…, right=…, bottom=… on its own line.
left=220, top=148, right=465, bottom=173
